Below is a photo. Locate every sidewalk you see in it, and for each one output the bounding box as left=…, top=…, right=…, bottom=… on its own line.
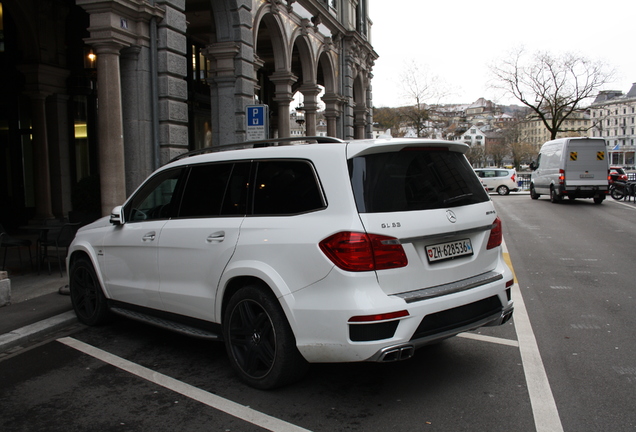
left=0, top=268, right=76, bottom=354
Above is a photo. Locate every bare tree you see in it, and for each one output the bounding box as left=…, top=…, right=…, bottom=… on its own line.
left=399, top=60, right=447, bottom=137
left=490, top=48, right=614, bottom=140
left=465, top=145, right=486, bottom=167
left=372, top=107, right=405, bottom=137
left=486, top=139, right=508, bottom=167
left=499, top=117, right=536, bottom=169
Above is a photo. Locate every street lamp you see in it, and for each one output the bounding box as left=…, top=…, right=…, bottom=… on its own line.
left=295, top=104, right=305, bottom=135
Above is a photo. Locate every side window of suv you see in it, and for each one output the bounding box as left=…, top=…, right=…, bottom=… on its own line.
left=252, top=160, right=325, bottom=215
left=124, top=168, right=184, bottom=222
left=178, top=162, right=250, bottom=218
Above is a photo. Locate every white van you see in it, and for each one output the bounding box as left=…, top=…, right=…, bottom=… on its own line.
left=530, top=137, right=609, bottom=204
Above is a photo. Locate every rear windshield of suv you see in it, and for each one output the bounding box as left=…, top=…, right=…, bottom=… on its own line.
left=349, top=149, right=489, bottom=213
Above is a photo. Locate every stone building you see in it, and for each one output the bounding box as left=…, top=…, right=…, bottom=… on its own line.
left=0, top=0, right=377, bottom=228
left=589, top=84, right=636, bottom=167
left=519, top=110, right=591, bottom=148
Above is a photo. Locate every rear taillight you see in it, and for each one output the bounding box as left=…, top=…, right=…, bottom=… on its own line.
left=558, top=169, right=565, bottom=185
left=348, top=310, right=409, bottom=322
left=487, top=217, right=503, bottom=250
left=511, top=173, right=516, bottom=183
left=319, top=232, right=408, bottom=272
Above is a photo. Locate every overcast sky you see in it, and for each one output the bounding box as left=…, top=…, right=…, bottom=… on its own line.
left=368, top=0, right=635, bottom=107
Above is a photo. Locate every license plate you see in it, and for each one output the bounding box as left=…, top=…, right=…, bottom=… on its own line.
left=426, top=239, right=473, bottom=263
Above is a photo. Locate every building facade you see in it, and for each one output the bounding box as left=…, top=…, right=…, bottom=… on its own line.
left=589, top=84, right=636, bottom=167
left=519, top=110, right=591, bottom=148
left=0, top=0, right=376, bottom=228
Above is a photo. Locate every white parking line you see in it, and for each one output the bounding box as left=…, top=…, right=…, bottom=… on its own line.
left=503, top=242, right=564, bottom=432
left=457, top=332, right=519, bottom=347
left=58, top=337, right=311, bottom=432
left=614, top=200, right=636, bottom=210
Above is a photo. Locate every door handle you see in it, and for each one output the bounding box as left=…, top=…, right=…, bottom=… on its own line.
left=206, top=231, right=225, bottom=243
left=142, top=232, right=156, bottom=242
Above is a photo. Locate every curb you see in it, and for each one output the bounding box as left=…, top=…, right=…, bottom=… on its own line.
left=0, top=311, right=77, bottom=354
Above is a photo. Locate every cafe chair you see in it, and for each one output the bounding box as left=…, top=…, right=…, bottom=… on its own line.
left=38, top=222, right=81, bottom=277
left=0, top=223, right=33, bottom=271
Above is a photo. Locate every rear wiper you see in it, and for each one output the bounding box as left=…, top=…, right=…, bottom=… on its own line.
left=443, top=193, right=473, bottom=205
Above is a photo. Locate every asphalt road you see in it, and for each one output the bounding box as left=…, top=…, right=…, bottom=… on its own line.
left=1, top=194, right=634, bottom=431
left=495, top=194, right=636, bottom=432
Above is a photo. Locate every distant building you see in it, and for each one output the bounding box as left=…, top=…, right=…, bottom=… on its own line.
left=589, top=84, right=636, bottom=167
left=458, top=125, right=488, bottom=147
left=519, top=110, right=591, bottom=148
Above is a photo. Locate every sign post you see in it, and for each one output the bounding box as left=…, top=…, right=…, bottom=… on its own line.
left=246, top=105, right=269, bottom=141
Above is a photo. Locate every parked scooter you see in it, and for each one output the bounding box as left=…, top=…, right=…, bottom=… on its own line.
left=610, top=180, right=636, bottom=201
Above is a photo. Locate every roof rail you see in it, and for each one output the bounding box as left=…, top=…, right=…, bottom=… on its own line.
left=169, top=136, right=345, bottom=163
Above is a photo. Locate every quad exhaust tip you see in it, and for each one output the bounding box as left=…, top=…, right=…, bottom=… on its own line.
left=379, top=345, right=415, bottom=362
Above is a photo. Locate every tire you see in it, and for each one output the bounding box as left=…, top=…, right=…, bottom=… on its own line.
left=593, top=196, right=604, bottom=204
left=496, top=185, right=509, bottom=195
left=223, top=285, right=308, bottom=389
left=550, top=187, right=561, bottom=203
left=530, top=184, right=540, bottom=200
left=610, top=186, right=625, bottom=200
left=69, top=256, right=111, bottom=326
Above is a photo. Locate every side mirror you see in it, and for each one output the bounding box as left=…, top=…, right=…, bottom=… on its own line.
left=529, top=161, right=537, bottom=171
left=110, top=206, right=124, bottom=225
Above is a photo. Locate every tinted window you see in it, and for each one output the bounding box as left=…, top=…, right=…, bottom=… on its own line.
left=349, top=150, right=489, bottom=213
left=252, top=160, right=325, bottom=215
left=125, top=168, right=183, bottom=222
left=178, top=162, right=250, bottom=218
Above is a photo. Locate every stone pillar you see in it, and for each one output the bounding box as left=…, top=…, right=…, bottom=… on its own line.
left=29, top=93, right=55, bottom=221
left=322, top=92, right=343, bottom=138
left=206, top=42, right=240, bottom=145
left=94, top=42, right=127, bottom=216
left=156, top=0, right=189, bottom=162
left=299, top=84, right=322, bottom=137
left=121, top=45, right=154, bottom=194
left=354, top=106, right=368, bottom=139
left=270, top=71, right=297, bottom=138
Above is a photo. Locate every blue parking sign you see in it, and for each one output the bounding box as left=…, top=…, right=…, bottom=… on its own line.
left=246, top=105, right=268, bottom=140
left=248, top=106, right=264, bottom=126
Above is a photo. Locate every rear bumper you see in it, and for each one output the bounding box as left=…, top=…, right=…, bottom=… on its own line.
left=367, top=302, right=514, bottom=362
left=286, top=266, right=514, bottom=363
left=559, top=185, right=608, bottom=198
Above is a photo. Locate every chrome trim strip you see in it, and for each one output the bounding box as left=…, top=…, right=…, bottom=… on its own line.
left=399, top=224, right=494, bottom=245
left=392, top=271, right=504, bottom=303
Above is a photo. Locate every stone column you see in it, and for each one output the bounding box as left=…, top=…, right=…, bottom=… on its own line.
left=29, top=93, right=55, bottom=221
left=354, top=106, right=367, bottom=139
left=270, top=71, right=297, bottom=138
left=155, top=0, right=189, bottom=162
left=205, top=42, right=240, bottom=145
left=322, top=92, right=343, bottom=138
left=94, top=42, right=127, bottom=216
left=121, top=46, right=154, bottom=194
left=299, top=84, right=322, bottom=137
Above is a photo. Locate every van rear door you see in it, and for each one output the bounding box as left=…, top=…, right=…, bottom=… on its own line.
left=564, top=138, right=609, bottom=188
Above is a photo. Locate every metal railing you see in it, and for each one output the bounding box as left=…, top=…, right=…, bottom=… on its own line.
left=516, top=173, right=531, bottom=191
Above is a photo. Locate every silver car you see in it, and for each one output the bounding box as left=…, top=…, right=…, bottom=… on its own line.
left=474, top=168, right=519, bottom=195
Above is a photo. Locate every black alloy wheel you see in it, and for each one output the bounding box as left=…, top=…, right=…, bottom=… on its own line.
left=223, top=285, right=308, bottom=389
left=69, top=256, right=111, bottom=326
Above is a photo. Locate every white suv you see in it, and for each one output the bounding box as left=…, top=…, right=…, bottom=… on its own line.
left=474, top=168, right=519, bottom=195
left=68, top=137, right=514, bottom=389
